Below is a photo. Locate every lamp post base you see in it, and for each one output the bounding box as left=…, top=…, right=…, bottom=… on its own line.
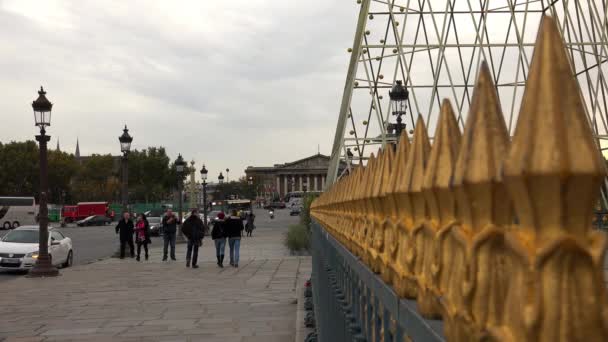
left=28, top=257, right=59, bottom=277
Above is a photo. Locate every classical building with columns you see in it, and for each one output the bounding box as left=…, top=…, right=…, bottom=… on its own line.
left=245, top=153, right=346, bottom=199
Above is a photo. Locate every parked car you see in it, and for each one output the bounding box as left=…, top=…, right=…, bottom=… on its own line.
left=148, top=216, right=162, bottom=236
left=76, top=215, right=111, bottom=227
left=290, top=206, right=302, bottom=216
left=0, top=225, right=73, bottom=271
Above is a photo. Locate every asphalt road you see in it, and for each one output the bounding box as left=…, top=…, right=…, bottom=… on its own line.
left=0, top=208, right=298, bottom=282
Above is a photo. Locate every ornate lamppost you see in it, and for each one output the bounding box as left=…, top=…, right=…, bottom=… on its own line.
left=29, top=86, right=58, bottom=277
left=188, top=160, right=197, bottom=210
left=218, top=172, right=225, bottom=201
left=175, top=154, right=186, bottom=230
left=200, top=165, right=208, bottom=225
left=119, top=125, right=133, bottom=212
left=388, top=80, right=409, bottom=141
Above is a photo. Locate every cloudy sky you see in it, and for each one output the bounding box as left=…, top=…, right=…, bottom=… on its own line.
left=0, top=0, right=358, bottom=180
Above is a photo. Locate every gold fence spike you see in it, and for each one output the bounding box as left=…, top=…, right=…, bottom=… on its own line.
left=353, top=164, right=367, bottom=257
left=417, top=99, right=462, bottom=318
left=369, top=148, right=386, bottom=273
left=394, top=115, right=431, bottom=299
left=349, top=166, right=364, bottom=252
left=454, top=62, right=511, bottom=231
left=384, top=132, right=410, bottom=288
left=456, top=61, right=514, bottom=339
left=363, top=153, right=378, bottom=266
left=423, top=100, right=461, bottom=225
left=379, top=145, right=396, bottom=283
left=503, top=15, right=608, bottom=342
left=390, top=129, right=411, bottom=194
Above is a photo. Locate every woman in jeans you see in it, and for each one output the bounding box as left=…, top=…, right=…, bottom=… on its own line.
left=211, top=212, right=227, bottom=267
left=134, top=213, right=151, bottom=261
left=225, top=210, right=244, bottom=267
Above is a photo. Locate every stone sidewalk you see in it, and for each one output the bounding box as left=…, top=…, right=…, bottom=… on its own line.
left=0, top=224, right=311, bottom=342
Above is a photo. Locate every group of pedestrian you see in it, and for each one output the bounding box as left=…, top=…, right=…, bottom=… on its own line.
left=211, top=210, right=246, bottom=267
left=115, top=211, right=151, bottom=260
left=115, top=208, right=255, bottom=268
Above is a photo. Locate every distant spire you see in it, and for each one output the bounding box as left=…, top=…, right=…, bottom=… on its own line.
left=75, top=138, right=80, bottom=158
left=56, top=138, right=60, bottom=152
left=318, top=144, right=320, bottom=155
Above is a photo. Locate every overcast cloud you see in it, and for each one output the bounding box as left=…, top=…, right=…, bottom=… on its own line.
left=2, top=1, right=606, bottom=181
left=0, top=0, right=357, bottom=179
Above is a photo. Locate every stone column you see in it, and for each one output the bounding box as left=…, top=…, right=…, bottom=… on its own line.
left=314, top=175, right=318, bottom=191
left=299, top=175, right=303, bottom=191
left=307, top=175, right=311, bottom=191
left=284, top=175, right=288, bottom=197
left=276, top=176, right=280, bottom=197
left=322, top=176, right=326, bottom=190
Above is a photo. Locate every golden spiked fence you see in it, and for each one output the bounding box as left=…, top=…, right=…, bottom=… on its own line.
left=311, top=16, right=608, bottom=342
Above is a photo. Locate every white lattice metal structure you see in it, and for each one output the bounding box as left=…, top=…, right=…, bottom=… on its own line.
left=327, top=0, right=608, bottom=189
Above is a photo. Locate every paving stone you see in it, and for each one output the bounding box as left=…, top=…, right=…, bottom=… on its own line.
left=1, top=224, right=310, bottom=341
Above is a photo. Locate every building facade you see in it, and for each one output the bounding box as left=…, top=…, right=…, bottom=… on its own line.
left=245, top=154, right=346, bottom=199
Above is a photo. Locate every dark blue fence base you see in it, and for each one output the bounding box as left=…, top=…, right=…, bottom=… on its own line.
left=311, top=221, right=445, bottom=342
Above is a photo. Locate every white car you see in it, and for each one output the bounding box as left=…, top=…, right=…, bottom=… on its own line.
left=0, top=226, right=73, bottom=271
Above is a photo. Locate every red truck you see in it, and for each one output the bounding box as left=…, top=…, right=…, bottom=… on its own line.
left=62, top=202, right=111, bottom=223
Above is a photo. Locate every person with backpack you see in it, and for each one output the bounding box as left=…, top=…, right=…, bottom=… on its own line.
left=211, top=212, right=227, bottom=268
left=134, top=213, right=151, bottom=261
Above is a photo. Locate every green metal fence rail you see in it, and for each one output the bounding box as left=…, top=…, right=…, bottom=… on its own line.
left=311, top=221, right=444, bottom=341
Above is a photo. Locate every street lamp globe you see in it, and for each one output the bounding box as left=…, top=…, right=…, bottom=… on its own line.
left=388, top=80, right=409, bottom=138
left=175, top=154, right=185, bottom=174
left=218, top=172, right=224, bottom=184
left=248, top=176, right=253, bottom=185
left=32, top=86, right=53, bottom=128
left=200, top=164, right=208, bottom=182
left=119, top=125, right=133, bottom=154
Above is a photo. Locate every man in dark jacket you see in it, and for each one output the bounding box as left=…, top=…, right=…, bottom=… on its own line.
left=182, top=209, right=205, bottom=268
left=161, top=209, right=179, bottom=261
left=115, top=212, right=134, bottom=259
left=225, top=210, right=244, bottom=267
left=211, top=212, right=226, bottom=267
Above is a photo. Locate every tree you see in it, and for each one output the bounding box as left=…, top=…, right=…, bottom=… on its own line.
left=71, top=154, right=118, bottom=202
left=127, top=147, right=177, bottom=202
left=48, top=150, right=80, bottom=203
left=216, top=177, right=257, bottom=200
left=0, top=139, right=188, bottom=206
left=0, top=141, right=39, bottom=197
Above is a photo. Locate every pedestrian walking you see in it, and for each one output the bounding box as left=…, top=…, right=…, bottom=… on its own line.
left=182, top=209, right=204, bottom=268
left=134, top=213, right=151, bottom=261
left=115, top=212, right=134, bottom=259
left=211, top=211, right=226, bottom=267
left=162, top=209, right=179, bottom=261
left=225, top=209, right=244, bottom=267
left=245, top=211, right=256, bottom=237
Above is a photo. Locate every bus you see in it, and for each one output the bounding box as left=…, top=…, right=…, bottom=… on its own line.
left=0, top=196, right=37, bottom=230
left=284, top=191, right=322, bottom=207
left=211, top=199, right=253, bottom=218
